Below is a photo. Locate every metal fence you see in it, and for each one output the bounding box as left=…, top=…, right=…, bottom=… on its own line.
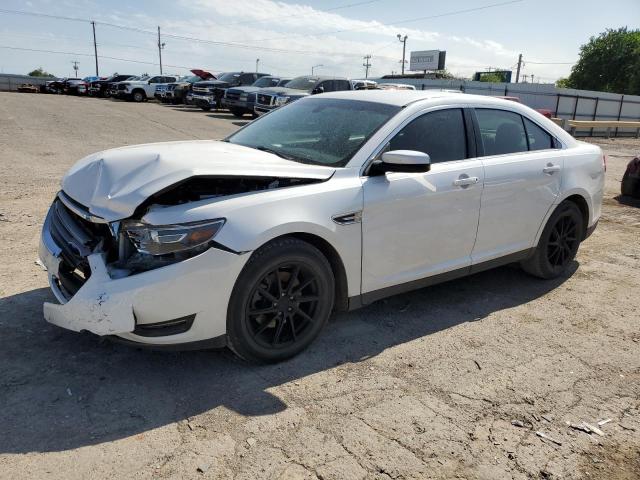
left=0, top=74, right=50, bottom=92
left=374, top=77, right=640, bottom=137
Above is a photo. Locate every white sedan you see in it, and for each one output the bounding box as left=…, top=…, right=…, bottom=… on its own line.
left=39, top=91, right=605, bottom=362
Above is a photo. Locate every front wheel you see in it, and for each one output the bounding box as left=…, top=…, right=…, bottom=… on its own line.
left=132, top=91, right=145, bottom=102
left=521, top=201, right=584, bottom=279
left=230, top=108, right=245, bottom=118
left=226, top=238, right=335, bottom=363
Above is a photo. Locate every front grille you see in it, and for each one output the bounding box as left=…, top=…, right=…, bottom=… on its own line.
left=257, top=94, right=274, bottom=106
left=247, top=92, right=257, bottom=102
left=225, top=91, right=241, bottom=101
left=192, top=86, right=209, bottom=93
left=48, top=197, right=111, bottom=298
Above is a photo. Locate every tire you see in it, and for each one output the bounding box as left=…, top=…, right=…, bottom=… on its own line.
left=521, top=201, right=584, bottom=279
left=230, top=108, right=245, bottom=118
left=200, top=106, right=211, bottom=111
left=226, top=237, right=335, bottom=363
left=132, top=90, right=145, bottom=102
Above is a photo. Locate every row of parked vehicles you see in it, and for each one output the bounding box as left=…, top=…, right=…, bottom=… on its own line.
left=42, top=70, right=416, bottom=117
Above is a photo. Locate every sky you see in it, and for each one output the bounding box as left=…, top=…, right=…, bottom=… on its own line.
left=0, top=0, right=638, bottom=83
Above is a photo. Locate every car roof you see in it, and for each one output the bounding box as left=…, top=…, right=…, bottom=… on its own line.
left=316, top=90, right=531, bottom=108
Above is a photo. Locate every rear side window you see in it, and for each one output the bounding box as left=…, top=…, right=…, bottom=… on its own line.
left=334, top=80, right=351, bottom=91
left=476, top=109, right=527, bottom=155
left=388, top=108, right=467, bottom=163
left=523, top=117, right=554, bottom=151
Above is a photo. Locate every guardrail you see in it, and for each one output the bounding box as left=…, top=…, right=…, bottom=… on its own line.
left=567, top=120, right=640, bottom=138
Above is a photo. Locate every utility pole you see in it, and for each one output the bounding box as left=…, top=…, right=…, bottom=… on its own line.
left=256, top=58, right=260, bottom=73
left=515, top=53, right=522, bottom=83
left=91, top=21, right=99, bottom=76
left=157, top=26, right=165, bottom=74
left=71, top=60, right=79, bottom=77
left=397, top=34, right=408, bottom=75
left=363, top=55, right=372, bottom=79
left=530, top=74, right=535, bottom=83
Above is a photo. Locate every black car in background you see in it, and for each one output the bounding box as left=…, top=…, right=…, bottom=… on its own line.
left=254, top=76, right=352, bottom=115
left=89, top=74, right=135, bottom=97
left=191, top=72, right=270, bottom=111
left=46, top=77, right=81, bottom=94
left=222, top=76, right=291, bottom=117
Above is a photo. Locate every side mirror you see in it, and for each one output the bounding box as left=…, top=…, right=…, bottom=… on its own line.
left=312, top=86, right=324, bottom=94
left=371, top=150, right=431, bottom=175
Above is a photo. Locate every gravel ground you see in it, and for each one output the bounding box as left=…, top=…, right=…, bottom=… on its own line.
left=0, top=92, right=638, bottom=480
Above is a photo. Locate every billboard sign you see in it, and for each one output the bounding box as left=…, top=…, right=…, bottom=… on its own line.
left=409, top=50, right=446, bottom=71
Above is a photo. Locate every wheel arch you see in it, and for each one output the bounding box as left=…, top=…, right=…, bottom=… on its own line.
left=251, top=232, right=350, bottom=312
left=533, top=190, right=592, bottom=247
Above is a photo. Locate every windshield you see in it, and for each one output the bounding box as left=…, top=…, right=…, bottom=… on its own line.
left=282, top=76, right=319, bottom=91
left=137, top=75, right=150, bottom=81
left=185, top=75, right=201, bottom=83
left=253, top=76, right=279, bottom=88
left=226, top=98, right=400, bottom=167
left=218, top=72, right=241, bottom=82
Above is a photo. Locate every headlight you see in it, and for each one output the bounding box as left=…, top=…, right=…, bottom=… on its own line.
left=274, top=96, right=290, bottom=106
left=123, top=219, right=225, bottom=256
left=239, top=93, right=248, bottom=100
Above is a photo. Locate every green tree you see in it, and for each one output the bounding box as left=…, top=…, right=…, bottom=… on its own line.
left=28, top=67, right=55, bottom=78
left=566, top=27, right=640, bottom=94
left=478, top=72, right=505, bottom=83
left=555, top=77, right=570, bottom=88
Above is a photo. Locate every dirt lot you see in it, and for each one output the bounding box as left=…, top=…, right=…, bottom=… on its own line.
left=0, top=92, right=638, bottom=480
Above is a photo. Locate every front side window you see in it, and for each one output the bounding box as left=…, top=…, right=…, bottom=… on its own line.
left=227, top=98, right=400, bottom=166
left=476, top=109, right=527, bottom=156
left=388, top=109, right=468, bottom=163
left=284, top=76, right=319, bottom=91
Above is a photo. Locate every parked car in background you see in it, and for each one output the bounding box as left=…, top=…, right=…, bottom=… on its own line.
left=47, top=78, right=81, bottom=94
left=191, top=72, right=270, bottom=111
left=155, top=70, right=216, bottom=104
left=377, top=83, right=416, bottom=90
left=497, top=96, right=554, bottom=118
left=64, top=79, right=89, bottom=95
left=351, top=79, right=378, bottom=90
left=38, top=91, right=604, bottom=362
left=154, top=77, right=187, bottom=102
left=222, top=76, right=291, bottom=117
left=89, top=74, right=136, bottom=97
left=254, top=75, right=352, bottom=115
left=114, top=74, right=179, bottom=102
left=41, top=79, right=60, bottom=93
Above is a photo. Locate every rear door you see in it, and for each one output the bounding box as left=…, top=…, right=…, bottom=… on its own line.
left=472, top=108, right=564, bottom=263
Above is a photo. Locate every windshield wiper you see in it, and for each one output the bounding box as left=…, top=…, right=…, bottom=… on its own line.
left=254, top=146, right=297, bottom=161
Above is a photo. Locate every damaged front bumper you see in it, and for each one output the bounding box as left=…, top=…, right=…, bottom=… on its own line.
left=39, top=202, right=250, bottom=347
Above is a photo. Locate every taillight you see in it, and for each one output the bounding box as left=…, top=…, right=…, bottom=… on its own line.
left=603, top=154, right=607, bottom=173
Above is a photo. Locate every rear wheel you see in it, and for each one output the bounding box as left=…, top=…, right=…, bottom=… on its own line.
left=227, top=238, right=335, bottom=363
left=521, top=201, right=584, bottom=279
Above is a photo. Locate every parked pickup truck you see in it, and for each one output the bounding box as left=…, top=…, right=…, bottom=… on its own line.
left=155, top=69, right=216, bottom=104
left=114, top=74, right=179, bottom=102
left=222, top=76, right=290, bottom=117
left=254, top=76, right=352, bottom=115
left=89, top=74, right=135, bottom=97
left=191, top=72, right=270, bottom=111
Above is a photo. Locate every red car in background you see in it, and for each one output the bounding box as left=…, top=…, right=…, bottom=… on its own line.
left=497, top=96, right=554, bottom=118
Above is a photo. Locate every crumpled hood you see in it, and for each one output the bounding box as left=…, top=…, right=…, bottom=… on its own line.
left=61, top=140, right=335, bottom=222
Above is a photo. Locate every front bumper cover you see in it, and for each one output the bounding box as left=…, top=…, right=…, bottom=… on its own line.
left=39, top=208, right=250, bottom=346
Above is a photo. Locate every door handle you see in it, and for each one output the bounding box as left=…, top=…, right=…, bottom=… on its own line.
left=543, top=164, right=561, bottom=174
left=453, top=176, right=479, bottom=187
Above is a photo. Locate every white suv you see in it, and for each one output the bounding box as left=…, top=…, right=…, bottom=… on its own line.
left=39, top=91, right=604, bottom=362
left=114, top=74, right=178, bottom=102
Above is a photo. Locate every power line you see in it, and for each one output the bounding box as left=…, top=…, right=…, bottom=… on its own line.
left=525, top=60, right=574, bottom=65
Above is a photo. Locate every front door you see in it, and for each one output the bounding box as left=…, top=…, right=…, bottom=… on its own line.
left=361, top=108, right=484, bottom=295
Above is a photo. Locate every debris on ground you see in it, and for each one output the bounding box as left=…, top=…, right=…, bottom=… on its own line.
left=246, top=437, right=257, bottom=448
left=567, top=421, right=605, bottom=436
left=536, top=431, right=563, bottom=446
left=511, top=420, right=526, bottom=428
left=597, top=418, right=612, bottom=427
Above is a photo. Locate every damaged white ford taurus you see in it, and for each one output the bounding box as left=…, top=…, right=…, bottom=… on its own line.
left=39, top=91, right=604, bottom=362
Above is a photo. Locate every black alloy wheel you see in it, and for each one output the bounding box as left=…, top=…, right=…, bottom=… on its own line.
left=227, top=238, right=334, bottom=363
left=521, top=201, right=584, bottom=279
